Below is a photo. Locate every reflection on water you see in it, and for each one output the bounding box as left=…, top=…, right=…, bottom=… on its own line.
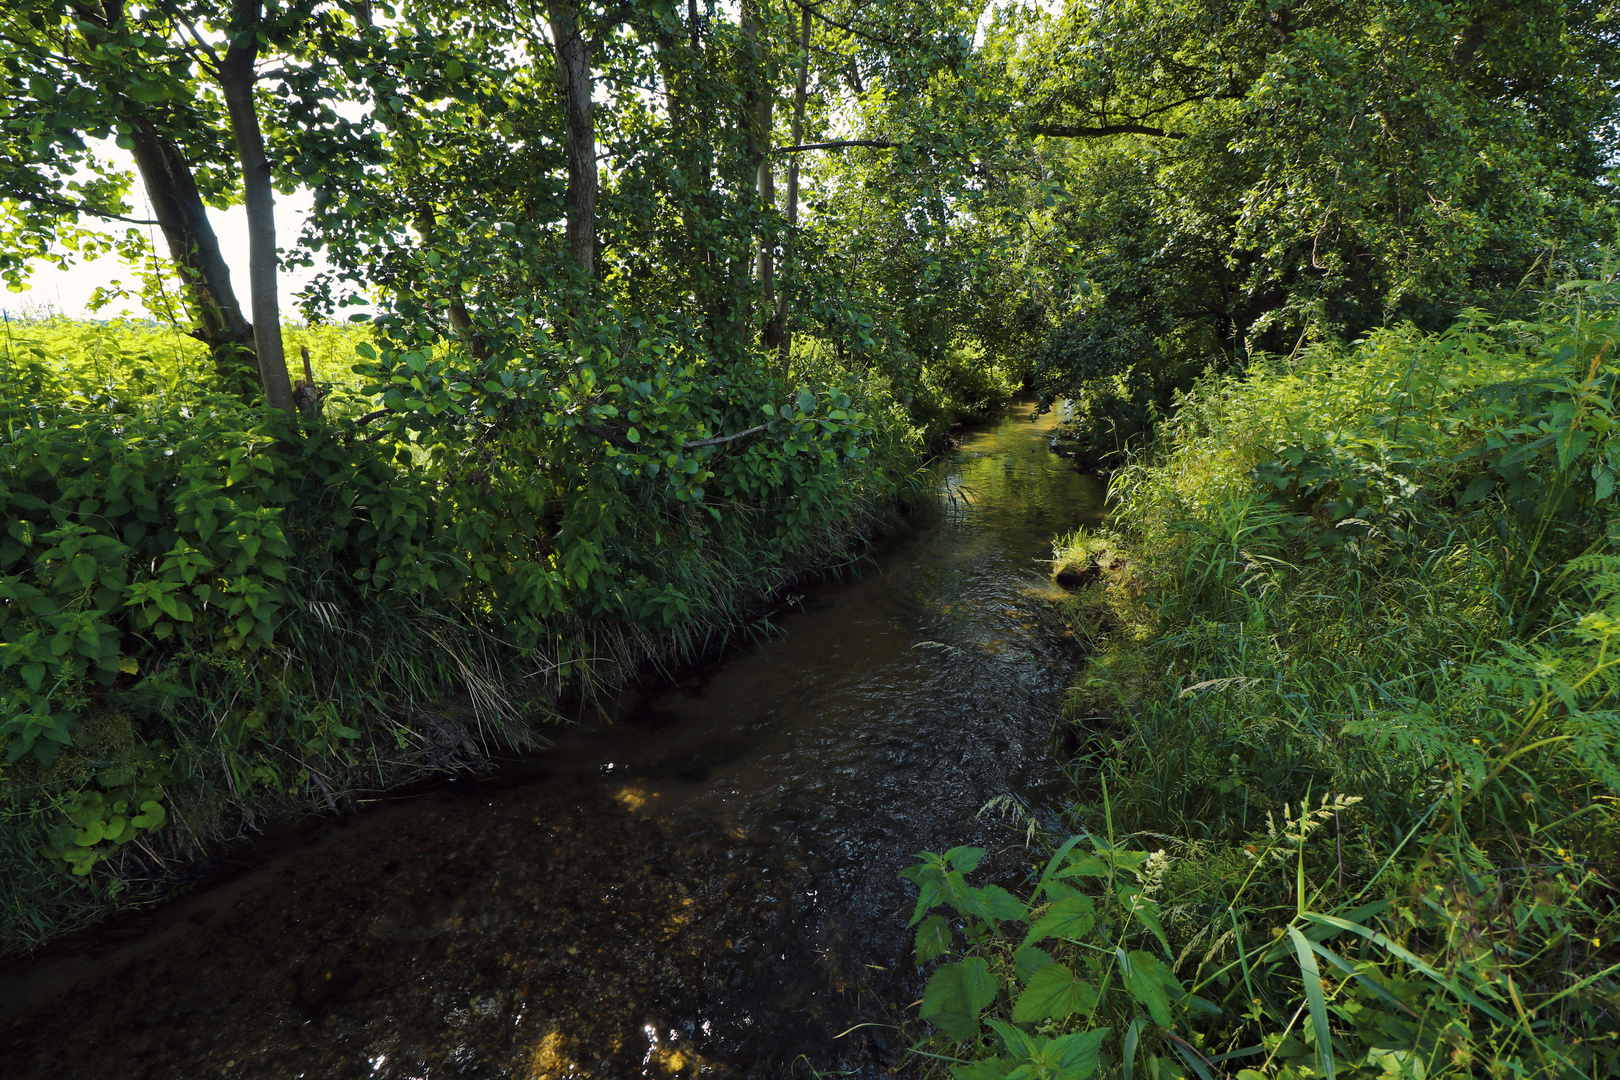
left=0, top=400, right=1105, bottom=1079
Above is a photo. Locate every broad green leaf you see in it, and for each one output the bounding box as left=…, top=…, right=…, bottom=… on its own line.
left=1122, top=949, right=1179, bottom=1029
left=921, top=958, right=998, bottom=1041
left=1047, top=1028, right=1108, bottom=1079
left=1022, top=894, right=1096, bottom=947
left=951, top=1058, right=1014, bottom=1080
left=915, top=914, right=953, bottom=963
left=131, top=800, right=167, bottom=829
left=962, top=884, right=1025, bottom=924
left=1012, top=943, right=1054, bottom=983
left=1012, top=961, right=1096, bottom=1024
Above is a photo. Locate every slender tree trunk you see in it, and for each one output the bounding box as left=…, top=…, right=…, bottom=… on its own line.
left=741, top=0, right=777, bottom=349
left=549, top=0, right=598, bottom=280
left=219, top=0, right=296, bottom=415
left=777, top=5, right=810, bottom=370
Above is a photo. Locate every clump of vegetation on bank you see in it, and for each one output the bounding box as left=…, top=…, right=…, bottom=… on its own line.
left=903, top=280, right=1620, bottom=1078
left=0, top=307, right=952, bottom=952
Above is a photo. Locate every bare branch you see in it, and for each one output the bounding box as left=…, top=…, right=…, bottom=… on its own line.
left=19, top=192, right=174, bottom=227
left=770, top=139, right=899, bottom=154
left=1030, top=123, right=1186, bottom=140
left=786, top=0, right=908, bottom=49
left=683, top=423, right=769, bottom=449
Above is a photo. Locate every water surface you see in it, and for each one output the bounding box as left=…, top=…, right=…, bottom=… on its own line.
left=0, top=400, right=1104, bottom=1079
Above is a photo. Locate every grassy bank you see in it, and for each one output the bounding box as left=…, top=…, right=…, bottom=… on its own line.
left=0, top=316, right=966, bottom=955
left=902, top=281, right=1620, bottom=1078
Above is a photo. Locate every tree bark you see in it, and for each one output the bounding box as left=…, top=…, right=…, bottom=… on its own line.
left=549, top=0, right=598, bottom=280
left=741, top=0, right=778, bottom=350
left=69, top=0, right=256, bottom=396
left=125, top=122, right=258, bottom=391
left=219, top=0, right=296, bottom=415
left=776, top=5, right=811, bottom=370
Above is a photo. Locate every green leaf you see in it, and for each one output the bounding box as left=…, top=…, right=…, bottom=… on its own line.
left=1122, top=949, right=1178, bottom=1029
left=921, top=958, right=998, bottom=1041
left=1045, top=1028, right=1108, bottom=1080
left=1288, top=927, right=1336, bottom=1080
left=1022, top=894, right=1096, bottom=947
left=1457, top=475, right=1497, bottom=504
left=1012, top=944, right=1054, bottom=983
left=915, top=914, right=953, bottom=963
left=1118, top=886, right=1171, bottom=955
left=131, top=800, right=167, bottom=829
left=1012, top=961, right=1096, bottom=1024
left=944, top=846, right=985, bottom=873
left=962, top=884, right=1026, bottom=924
left=950, top=1059, right=1014, bottom=1080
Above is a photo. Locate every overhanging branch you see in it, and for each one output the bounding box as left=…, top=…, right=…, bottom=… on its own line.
left=770, top=139, right=899, bottom=154
left=1030, top=122, right=1186, bottom=140
left=19, top=192, right=174, bottom=227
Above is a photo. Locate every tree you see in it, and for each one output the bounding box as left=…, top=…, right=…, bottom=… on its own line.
left=987, top=0, right=1620, bottom=440
left=0, top=0, right=320, bottom=411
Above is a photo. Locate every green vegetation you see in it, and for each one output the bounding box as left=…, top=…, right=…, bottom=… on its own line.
left=0, top=310, right=948, bottom=950
left=903, top=281, right=1620, bottom=1076
left=3, top=0, right=1045, bottom=950
left=4, top=6, right=1619, bottom=1073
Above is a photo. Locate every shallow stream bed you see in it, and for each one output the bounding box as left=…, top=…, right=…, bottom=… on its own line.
left=0, top=400, right=1104, bottom=1079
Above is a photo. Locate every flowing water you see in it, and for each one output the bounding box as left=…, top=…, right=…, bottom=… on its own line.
left=0, top=400, right=1105, bottom=1079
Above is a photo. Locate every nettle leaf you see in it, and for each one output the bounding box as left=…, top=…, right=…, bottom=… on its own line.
left=1057, top=854, right=1110, bottom=879
left=1022, top=894, right=1097, bottom=947
left=1012, top=943, right=1055, bottom=983
left=1118, top=886, right=1171, bottom=955
left=915, top=914, right=953, bottom=963
left=944, top=846, right=986, bottom=873
left=921, top=958, right=998, bottom=1041
left=1122, top=949, right=1180, bottom=1029
left=1043, top=1028, right=1108, bottom=1080
left=1012, top=961, right=1097, bottom=1024
left=950, top=1058, right=1014, bottom=1080
left=961, top=884, right=1026, bottom=924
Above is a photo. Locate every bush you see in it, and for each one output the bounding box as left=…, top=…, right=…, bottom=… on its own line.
left=0, top=310, right=920, bottom=951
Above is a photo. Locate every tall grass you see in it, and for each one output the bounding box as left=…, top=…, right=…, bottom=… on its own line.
left=904, top=277, right=1620, bottom=1078
left=0, top=315, right=931, bottom=954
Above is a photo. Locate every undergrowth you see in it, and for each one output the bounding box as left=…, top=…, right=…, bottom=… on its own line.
left=0, top=312, right=934, bottom=954
left=902, top=275, right=1620, bottom=1078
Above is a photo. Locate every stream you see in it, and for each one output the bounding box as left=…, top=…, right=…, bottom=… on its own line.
left=0, top=399, right=1105, bottom=1079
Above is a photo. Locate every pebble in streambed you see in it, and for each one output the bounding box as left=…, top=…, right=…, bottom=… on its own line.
left=0, top=782, right=877, bottom=1079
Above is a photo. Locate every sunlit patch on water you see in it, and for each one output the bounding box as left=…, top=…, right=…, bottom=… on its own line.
left=615, top=785, right=653, bottom=812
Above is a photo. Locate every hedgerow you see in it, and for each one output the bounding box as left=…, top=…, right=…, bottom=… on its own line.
left=0, top=308, right=927, bottom=951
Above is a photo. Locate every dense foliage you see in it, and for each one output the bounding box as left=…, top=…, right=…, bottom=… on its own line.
left=4, top=7, right=1620, bottom=1075
left=903, top=280, right=1620, bottom=1078
left=981, top=0, right=1620, bottom=460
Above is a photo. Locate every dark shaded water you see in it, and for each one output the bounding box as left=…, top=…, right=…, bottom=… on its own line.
left=0, top=400, right=1105, bottom=1079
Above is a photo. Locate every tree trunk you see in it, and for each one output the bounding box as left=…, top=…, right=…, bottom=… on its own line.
left=549, top=0, right=598, bottom=280
left=219, top=0, right=296, bottom=415
left=741, top=0, right=778, bottom=350
left=125, top=122, right=258, bottom=394
left=70, top=0, right=255, bottom=396
left=776, top=5, right=811, bottom=370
